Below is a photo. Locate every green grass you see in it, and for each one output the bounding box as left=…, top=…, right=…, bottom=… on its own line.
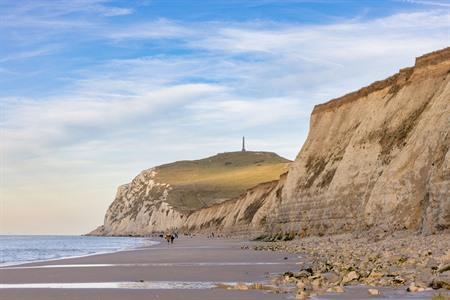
left=154, top=151, right=290, bottom=212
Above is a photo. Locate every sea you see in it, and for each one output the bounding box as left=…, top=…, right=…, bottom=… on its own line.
left=0, top=235, right=158, bottom=266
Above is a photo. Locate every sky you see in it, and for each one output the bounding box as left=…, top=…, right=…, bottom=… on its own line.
left=0, top=0, right=449, bottom=235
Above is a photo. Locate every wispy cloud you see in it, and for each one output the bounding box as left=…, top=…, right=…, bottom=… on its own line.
left=3, top=9, right=449, bottom=162
left=191, top=10, right=448, bottom=57
left=0, top=0, right=134, bottom=20
left=105, top=19, right=192, bottom=41
left=0, top=45, right=61, bottom=63
left=1, top=83, right=223, bottom=159
left=187, top=97, right=307, bottom=128
left=1, top=2, right=449, bottom=234
left=400, top=0, right=450, bottom=7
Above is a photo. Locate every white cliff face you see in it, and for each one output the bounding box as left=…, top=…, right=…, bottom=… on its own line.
left=275, top=48, right=450, bottom=235
left=90, top=48, right=450, bottom=237
left=100, top=169, right=185, bottom=235
left=182, top=178, right=284, bottom=235
left=180, top=48, right=449, bottom=236
left=90, top=152, right=290, bottom=236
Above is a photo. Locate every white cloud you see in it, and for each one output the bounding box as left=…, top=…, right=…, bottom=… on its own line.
left=400, top=0, right=450, bottom=8
left=1, top=83, right=223, bottom=159
left=3, top=9, right=449, bottom=164
left=105, top=19, right=193, bottom=41
left=192, top=10, right=448, bottom=59
left=96, top=6, right=133, bottom=17
left=0, top=45, right=61, bottom=62
left=1, top=7, right=449, bottom=233
left=0, top=0, right=134, bottom=20
left=187, top=97, right=307, bottom=128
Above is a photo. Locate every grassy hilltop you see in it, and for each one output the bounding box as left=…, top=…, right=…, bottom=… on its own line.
left=154, top=151, right=291, bottom=212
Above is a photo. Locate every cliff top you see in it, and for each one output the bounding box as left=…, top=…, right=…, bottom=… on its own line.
left=312, top=47, right=450, bottom=115
left=154, top=151, right=291, bottom=212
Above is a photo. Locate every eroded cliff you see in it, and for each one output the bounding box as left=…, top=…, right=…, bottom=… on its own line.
left=180, top=47, right=450, bottom=236
left=275, top=47, right=450, bottom=235
left=90, top=151, right=290, bottom=236
left=90, top=47, right=449, bottom=237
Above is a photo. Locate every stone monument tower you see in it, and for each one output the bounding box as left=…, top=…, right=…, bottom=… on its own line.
left=242, top=136, right=246, bottom=152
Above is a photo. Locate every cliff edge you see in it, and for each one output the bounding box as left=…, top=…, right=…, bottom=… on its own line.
left=90, top=47, right=449, bottom=237
left=90, top=151, right=290, bottom=235
left=180, top=47, right=450, bottom=236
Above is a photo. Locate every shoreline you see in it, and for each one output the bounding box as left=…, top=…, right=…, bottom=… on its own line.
left=0, top=235, right=448, bottom=300
left=0, top=236, right=299, bottom=300
left=0, top=236, right=159, bottom=268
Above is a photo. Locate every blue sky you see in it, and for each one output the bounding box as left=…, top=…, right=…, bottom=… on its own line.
left=1, top=0, right=449, bottom=234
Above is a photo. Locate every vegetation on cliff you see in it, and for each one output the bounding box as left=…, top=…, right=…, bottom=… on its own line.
left=154, top=151, right=290, bottom=212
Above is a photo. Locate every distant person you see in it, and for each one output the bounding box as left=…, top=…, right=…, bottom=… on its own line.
left=165, top=234, right=171, bottom=244
left=170, top=234, right=175, bottom=244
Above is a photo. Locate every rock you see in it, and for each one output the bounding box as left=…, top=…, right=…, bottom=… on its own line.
left=251, top=283, right=263, bottom=290
left=407, top=284, right=419, bottom=292
left=235, top=283, right=249, bottom=290
left=263, top=231, right=450, bottom=300
left=368, top=288, right=380, bottom=296
left=297, top=278, right=313, bottom=291
left=368, top=271, right=384, bottom=279
left=284, top=271, right=295, bottom=278
left=298, top=267, right=313, bottom=276
left=426, top=258, right=439, bottom=271
left=342, top=271, right=359, bottom=284
left=322, top=271, right=341, bottom=284
left=216, top=283, right=234, bottom=290
left=296, top=281, right=306, bottom=291
left=430, top=277, right=450, bottom=290
left=326, top=286, right=345, bottom=293
left=439, top=264, right=450, bottom=273
left=415, top=272, right=433, bottom=288
left=296, top=270, right=312, bottom=279
left=311, top=278, right=322, bottom=291
left=392, top=276, right=405, bottom=284
left=309, top=274, right=321, bottom=280
left=296, top=291, right=310, bottom=299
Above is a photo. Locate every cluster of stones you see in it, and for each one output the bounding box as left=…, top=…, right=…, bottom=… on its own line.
left=216, top=282, right=291, bottom=294
left=253, top=231, right=450, bottom=299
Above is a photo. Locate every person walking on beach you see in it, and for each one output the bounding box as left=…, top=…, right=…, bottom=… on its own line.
left=170, top=234, right=175, bottom=244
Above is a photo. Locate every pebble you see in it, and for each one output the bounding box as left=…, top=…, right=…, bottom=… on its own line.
left=296, top=291, right=310, bottom=299
left=342, top=271, right=359, bottom=284
left=253, top=231, right=450, bottom=298
left=368, top=288, right=380, bottom=296
left=326, top=285, right=345, bottom=293
left=235, top=283, right=249, bottom=290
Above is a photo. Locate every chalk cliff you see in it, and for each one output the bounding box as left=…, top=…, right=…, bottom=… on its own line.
left=275, top=47, right=450, bottom=236
left=90, top=47, right=449, bottom=237
left=89, top=151, right=290, bottom=236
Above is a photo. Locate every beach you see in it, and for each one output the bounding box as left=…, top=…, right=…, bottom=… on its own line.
left=0, top=236, right=299, bottom=300
left=0, top=235, right=446, bottom=300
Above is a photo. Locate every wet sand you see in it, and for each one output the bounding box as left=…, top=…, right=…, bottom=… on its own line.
left=0, top=237, right=443, bottom=300
left=0, top=237, right=299, bottom=300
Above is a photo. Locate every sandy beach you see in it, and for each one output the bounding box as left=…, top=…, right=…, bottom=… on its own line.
left=1, top=236, right=446, bottom=300
left=0, top=237, right=300, bottom=300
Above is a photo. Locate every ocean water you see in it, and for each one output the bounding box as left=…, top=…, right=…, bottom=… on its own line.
left=0, top=235, right=158, bottom=266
